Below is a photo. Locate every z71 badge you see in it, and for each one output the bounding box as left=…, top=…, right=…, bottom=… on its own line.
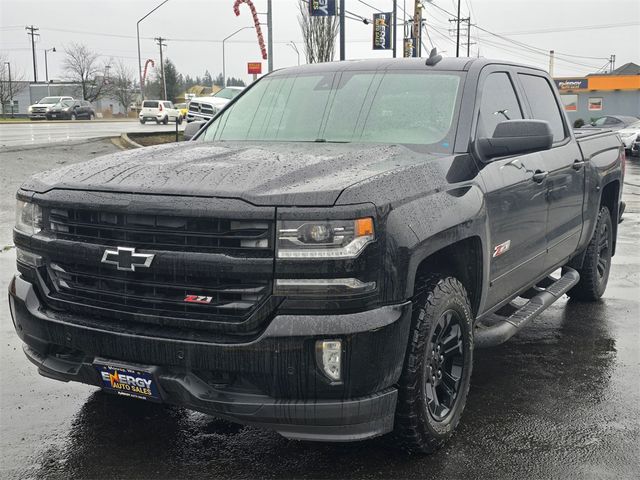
left=184, top=295, right=213, bottom=304
left=493, top=240, right=511, bottom=258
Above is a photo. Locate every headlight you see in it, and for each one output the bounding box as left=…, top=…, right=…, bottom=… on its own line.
left=277, top=217, right=374, bottom=259
left=15, top=200, right=43, bottom=235
left=28, top=106, right=33, bottom=113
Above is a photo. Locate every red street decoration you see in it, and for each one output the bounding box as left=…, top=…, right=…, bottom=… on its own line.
left=142, top=58, right=155, bottom=89
left=233, top=0, right=268, bottom=60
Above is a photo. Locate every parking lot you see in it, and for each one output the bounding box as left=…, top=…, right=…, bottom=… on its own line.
left=0, top=139, right=638, bottom=479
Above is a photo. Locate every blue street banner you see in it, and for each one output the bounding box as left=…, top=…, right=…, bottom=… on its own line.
left=373, top=12, right=393, bottom=50
left=309, top=0, right=336, bottom=16
left=403, top=37, right=415, bottom=57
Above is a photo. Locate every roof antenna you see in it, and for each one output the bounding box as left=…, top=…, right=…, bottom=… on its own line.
left=425, top=48, right=442, bottom=67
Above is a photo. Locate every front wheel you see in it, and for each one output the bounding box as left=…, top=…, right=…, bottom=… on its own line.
left=567, top=206, right=613, bottom=301
left=70, top=113, right=76, bottom=121
left=89, top=112, right=95, bottom=120
left=393, top=276, right=473, bottom=453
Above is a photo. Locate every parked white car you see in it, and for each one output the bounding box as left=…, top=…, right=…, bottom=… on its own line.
left=28, top=96, right=74, bottom=120
left=139, top=100, right=182, bottom=124
left=186, top=87, right=244, bottom=122
left=618, top=120, right=640, bottom=152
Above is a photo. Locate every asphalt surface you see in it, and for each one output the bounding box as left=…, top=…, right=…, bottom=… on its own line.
left=0, top=119, right=185, bottom=148
left=0, top=140, right=639, bottom=479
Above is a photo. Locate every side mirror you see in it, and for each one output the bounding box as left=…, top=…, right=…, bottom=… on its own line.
left=184, top=121, right=206, bottom=141
left=476, top=119, right=553, bottom=161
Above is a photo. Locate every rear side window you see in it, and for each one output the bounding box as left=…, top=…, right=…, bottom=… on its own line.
left=477, top=72, right=523, bottom=138
left=143, top=101, right=159, bottom=108
left=163, top=102, right=172, bottom=108
left=518, top=74, right=566, bottom=143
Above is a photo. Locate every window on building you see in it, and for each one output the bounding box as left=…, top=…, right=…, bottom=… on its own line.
left=588, top=98, right=603, bottom=111
left=560, top=94, right=578, bottom=112
left=518, top=73, right=567, bottom=143
left=477, top=72, right=523, bottom=138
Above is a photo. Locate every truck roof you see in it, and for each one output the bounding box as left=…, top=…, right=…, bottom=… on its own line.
left=270, top=57, right=548, bottom=75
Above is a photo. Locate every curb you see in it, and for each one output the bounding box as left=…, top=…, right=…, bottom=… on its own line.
left=120, top=133, right=143, bottom=149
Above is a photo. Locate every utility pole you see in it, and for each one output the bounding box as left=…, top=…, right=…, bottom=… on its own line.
left=267, top=0, right=273, bottom=72
left=466, top=17, right=471, bottom=56
left=137, top=0, right=169, bottom=101
left=549, top=50, right=555, bottom=76
left=413, top=0, right=422, bottom=57
left=155, top=37, right=167, bottom=100
left=610, top=54, right=616, bottom=73
left=4, top=62, right=14, bottom=118
left=340, top=0, right=346, bottom=60
left=455, top=0, right=461, bottom=57
left=25, top=25, right=39, bottom=82
left=392, top=0, right=397, bottom=58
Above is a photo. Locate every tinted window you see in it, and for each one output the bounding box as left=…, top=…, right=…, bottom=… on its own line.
left=143, top=101, right=159, bottom=108
left=477, top=72, right=523, bottom=138
left=204, top=71, right=462, bottom=147
left=518, top=73, right=566, bottom=142
left=605, top=117, right=622, bottom=125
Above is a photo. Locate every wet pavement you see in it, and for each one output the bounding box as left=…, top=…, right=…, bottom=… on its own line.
left=0, top=119, right=185, bottom=148
left=0, top=141, right=639, bottom=479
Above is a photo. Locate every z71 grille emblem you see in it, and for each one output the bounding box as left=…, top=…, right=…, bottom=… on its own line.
left=101, top=247, right=155, bottom=272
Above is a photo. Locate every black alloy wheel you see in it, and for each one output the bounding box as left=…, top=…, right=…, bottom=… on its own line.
left=424, top=309, right=465, bottom=421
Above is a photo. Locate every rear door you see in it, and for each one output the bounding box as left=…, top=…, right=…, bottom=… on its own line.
left=516, top=72, right=585, bottom=270
left=475, top=68, right=550, bottom=308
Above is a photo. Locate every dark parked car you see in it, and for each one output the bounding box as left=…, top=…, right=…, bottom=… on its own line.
left=10, top=57, right=625, bottom=453
left=582, top=115, right=639, bottom=130
left=46, top=100, right=96, bottom=120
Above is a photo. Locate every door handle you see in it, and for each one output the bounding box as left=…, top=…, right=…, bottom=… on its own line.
left=532, top=170, right=548, bottom=183
left=572, top=159, right=585, bottom=170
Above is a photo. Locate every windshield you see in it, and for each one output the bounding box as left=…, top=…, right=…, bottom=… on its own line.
left=60, top=100, right=74, bottom=108
left=213, top=88, right=243, bottom=100
left=203, top=70, right=462, bottom=148
left=38, top=97, right=63, bottom=104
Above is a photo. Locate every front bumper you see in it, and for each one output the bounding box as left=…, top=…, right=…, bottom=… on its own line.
left=9, top=274, right=412, bottom=442
left=186, top=112, right=213, bottom=123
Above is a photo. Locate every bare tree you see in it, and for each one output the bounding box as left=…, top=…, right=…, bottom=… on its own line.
left=108, top=61, right=136, bottom=114
left=62, top=42, right=110, bottom=102
left=0, top=54, right=27, bottom=117
left=298, top=1, right=339, bottom=63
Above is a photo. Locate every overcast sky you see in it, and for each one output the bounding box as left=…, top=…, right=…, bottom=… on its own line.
left=1, top=0, right=639, bottom=85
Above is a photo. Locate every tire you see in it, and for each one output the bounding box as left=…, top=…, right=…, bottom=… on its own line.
left=89, top=113, right=95, bottom=120
left=162, top=116, right=168, bottom=125
left=140, top=119, right=145, bottom=124
left=393, top=276, right=474, bottom=453
left=70, top=113, right=76, bottom=121
left=177, top=116, right=183, bottom=125
left=567, top=206, right=613, bottom=301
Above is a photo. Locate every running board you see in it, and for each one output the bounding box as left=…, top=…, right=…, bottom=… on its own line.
left=475, top=267, right=580, bottom=348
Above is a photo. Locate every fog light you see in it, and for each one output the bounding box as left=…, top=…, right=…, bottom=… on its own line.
left=16, top=248, right=43, bottom=267
left=316, top=340, right=342, bottom=382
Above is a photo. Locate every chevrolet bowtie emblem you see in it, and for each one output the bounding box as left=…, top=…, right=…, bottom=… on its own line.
left=101, top=247, right=155, bottom=272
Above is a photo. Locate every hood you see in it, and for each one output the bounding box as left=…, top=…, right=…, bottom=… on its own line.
left=193, top=96, right=230, bottom=108
left=618, top=128, right=639, bottom=136
left=22, top=141, right=441, bottom=206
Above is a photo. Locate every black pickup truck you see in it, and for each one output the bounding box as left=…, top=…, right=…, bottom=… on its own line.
left=10, top=57, right=625, bottom=453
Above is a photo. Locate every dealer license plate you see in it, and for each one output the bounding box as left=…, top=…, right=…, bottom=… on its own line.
left=94, top=360, right=162, bottom=402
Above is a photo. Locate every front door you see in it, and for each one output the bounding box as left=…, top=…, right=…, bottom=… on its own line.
left=474, top=69, right=549, bottom=309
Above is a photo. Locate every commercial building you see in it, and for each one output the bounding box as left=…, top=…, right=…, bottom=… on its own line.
left=555, top=62, right=640, bottom=126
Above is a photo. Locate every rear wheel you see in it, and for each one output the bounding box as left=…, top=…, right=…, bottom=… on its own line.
left=162, top=116, right=168, bottom=125
left=393, top=276, right=473, bottom=453
left=70, top=113, right=76, bottom=121
left=177, top=116, right=183, bottom=125
left=568, top=206, right=613, bottom=301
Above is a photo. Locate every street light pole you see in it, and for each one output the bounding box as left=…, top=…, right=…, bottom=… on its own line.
left=137, top=0, right=169, bottom=101
left=222, top=26, right=253, bottom=88
left=287, top=41, right=300, bottom=66
left=4, top=62, right=14, bottom=118
left=44, top=47, right=56, bottom=95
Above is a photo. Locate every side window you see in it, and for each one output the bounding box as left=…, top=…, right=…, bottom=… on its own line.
left=518, top=73, right=567, bottom=143
left=477, top=72, right=523, bottom=138
left=605, top=117, right=621, bottom=125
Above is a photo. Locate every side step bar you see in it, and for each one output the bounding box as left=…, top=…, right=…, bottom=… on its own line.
left=475, top=267, right=580, bottom=348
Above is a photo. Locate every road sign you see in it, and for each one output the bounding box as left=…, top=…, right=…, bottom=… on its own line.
left=247, top=62, right=262, bottom=75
